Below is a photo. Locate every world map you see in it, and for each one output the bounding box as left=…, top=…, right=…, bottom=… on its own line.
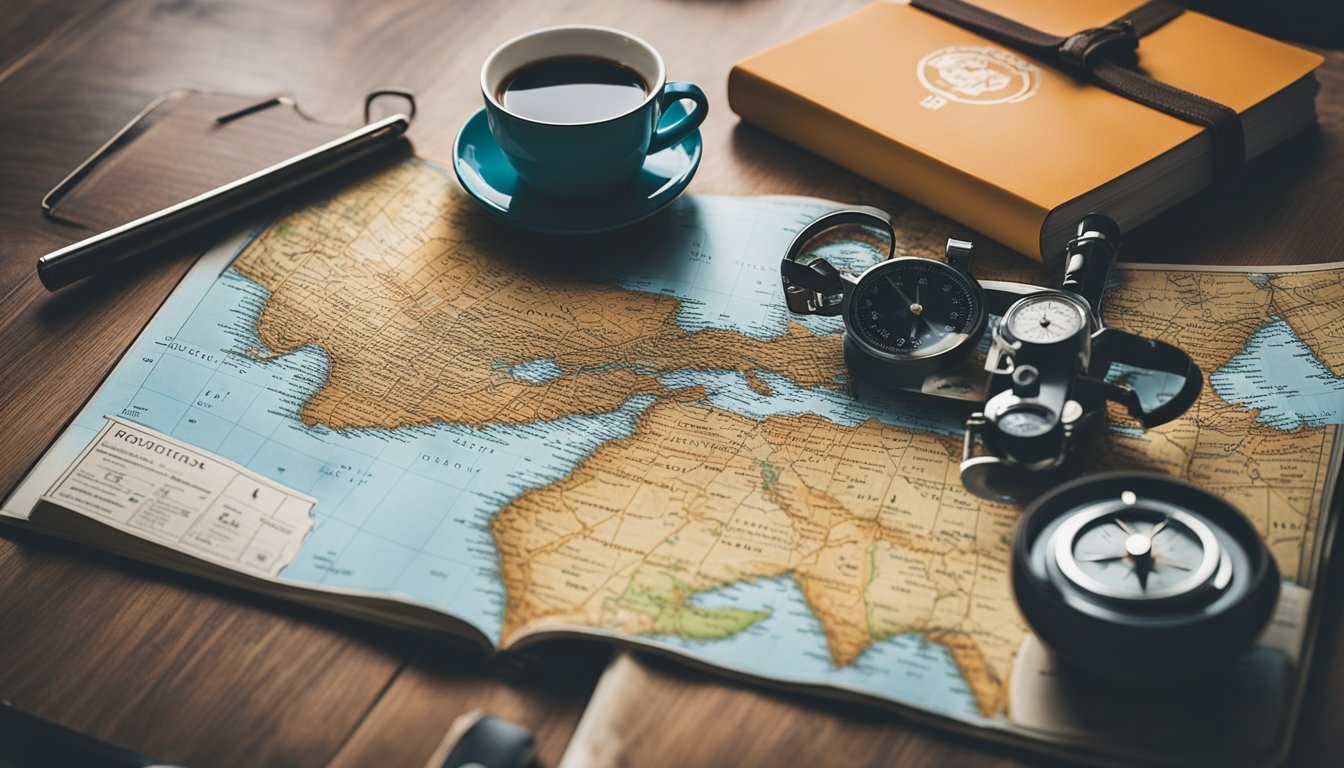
left=23, top=159, right=1344, bottom=725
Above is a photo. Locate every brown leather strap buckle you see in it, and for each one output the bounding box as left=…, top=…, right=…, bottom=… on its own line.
left=1059, top=20, right=1139, bottom=70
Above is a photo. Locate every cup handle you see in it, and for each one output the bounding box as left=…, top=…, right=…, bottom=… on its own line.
left=648, top=82, right=709, bottom=154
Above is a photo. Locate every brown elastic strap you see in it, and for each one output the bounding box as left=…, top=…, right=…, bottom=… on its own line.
left=910, top=0, right=1245, bottom=182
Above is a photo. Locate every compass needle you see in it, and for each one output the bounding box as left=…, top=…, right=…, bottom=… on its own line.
left=1148, top=518, right=1169, bottom=540
left=885, top=274, right=916, bottom=307
left=1075, top=554, right=1125, bottom=563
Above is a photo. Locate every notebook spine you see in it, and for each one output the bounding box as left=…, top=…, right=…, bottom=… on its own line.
left=726, top=63, right=1053, bottom=262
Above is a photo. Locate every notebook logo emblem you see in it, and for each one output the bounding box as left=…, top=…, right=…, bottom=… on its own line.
left=917, top=46, right=1041, bottom=109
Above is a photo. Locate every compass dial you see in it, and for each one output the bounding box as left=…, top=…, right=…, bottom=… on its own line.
left=1054, top=505, right=1221, bottom=601
left=847, top=259, right=984, bottom=358
left=1006, top=294, right=1087, bottom=344
left=996, top=406, right=1055, bottom=438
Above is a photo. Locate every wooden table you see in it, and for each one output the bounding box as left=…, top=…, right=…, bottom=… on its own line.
left=0, top=1, right=1340, bottom=766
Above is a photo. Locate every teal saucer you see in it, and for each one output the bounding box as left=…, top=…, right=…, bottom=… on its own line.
left=452, top=104, right=702, bottom=235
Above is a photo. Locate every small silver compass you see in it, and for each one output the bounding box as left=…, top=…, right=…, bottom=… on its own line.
left=1013, top=473, right=1280, bottom=683
left=1004, top=293, right=1089, bottom=344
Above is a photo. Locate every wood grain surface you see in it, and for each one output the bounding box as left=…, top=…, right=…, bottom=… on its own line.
left=0, top=2, right=1340, bottom=767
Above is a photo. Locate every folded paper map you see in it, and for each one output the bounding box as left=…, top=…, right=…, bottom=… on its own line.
left=4, top=159, right=1342, bottom=767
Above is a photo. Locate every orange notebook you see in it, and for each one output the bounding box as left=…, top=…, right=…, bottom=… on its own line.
left=728, top=0, right=1324, bottom=262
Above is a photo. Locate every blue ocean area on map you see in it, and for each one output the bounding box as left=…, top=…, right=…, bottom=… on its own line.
left=67, top=267, right=657, bottom=643
left=1210, top=317, right=1344, bottom=429
left=507, top=358, right=562, bottom=383
left=600, top=197, right=850, bottom=341
left=661, top=369, right=964, bottom=436
left=654, top=575, right=981, bottom=718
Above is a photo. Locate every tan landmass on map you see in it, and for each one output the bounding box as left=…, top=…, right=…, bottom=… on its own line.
left=490, top=397, right=1024, bottom=716
left=233, top=163, right=844, bottom=431
left=232, top=159, right=1344, bottom=720
left=1099, top=269, right=1344, bottom=581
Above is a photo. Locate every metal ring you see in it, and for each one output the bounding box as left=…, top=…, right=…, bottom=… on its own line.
left=782, top=206, right=895, bottom=266
left=364, top=89, right=417, bottom=124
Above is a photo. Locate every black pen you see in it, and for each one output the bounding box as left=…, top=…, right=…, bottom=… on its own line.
left=35, top=112, right=411, bottom=291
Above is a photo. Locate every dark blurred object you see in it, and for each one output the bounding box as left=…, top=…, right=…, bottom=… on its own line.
left=0, top=700, right=184, bottom=768
left=423, top=711, right=537, bottom=768
left=1178, top=0, right=1342, bottom=48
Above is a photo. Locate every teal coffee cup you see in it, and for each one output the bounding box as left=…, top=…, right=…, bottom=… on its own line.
left=481, top=25, right=708, bottom=198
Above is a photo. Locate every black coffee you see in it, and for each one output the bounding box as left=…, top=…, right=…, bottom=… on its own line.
left=499, top=55, right=649, bottom=123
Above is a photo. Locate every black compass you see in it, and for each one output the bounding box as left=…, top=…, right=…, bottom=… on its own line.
left=1013, top=473, right=1280, bottom=683
left=780, top=207, right=987, bottom=388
